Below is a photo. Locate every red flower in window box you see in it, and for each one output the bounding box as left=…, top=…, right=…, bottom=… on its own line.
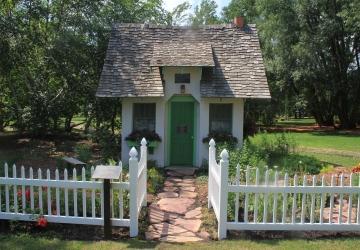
left=36, top=216, right=48, bottom=228
left=17, top=189, right=22, bottom=197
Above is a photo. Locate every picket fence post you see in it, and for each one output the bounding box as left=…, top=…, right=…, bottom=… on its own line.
left=208, top=139, right=215, bottom=209
left=140, top=138, right=147, bottom=207
left=129, top=147, right=139, bottom=237
left=218, top=149, right=229, bottom=239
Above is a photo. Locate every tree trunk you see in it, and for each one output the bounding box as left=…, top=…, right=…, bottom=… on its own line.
left=84, top=115, right=94, bottom=134
left=111, top=105, right=117, bottom=135
left=64, top=114, right=73, bottom=133
left=52, top=116, right=59, bottom=132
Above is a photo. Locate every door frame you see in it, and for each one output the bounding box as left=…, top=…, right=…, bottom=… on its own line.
left=166, top=95, right=198, bottom=167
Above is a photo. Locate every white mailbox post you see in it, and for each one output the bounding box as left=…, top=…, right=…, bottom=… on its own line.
left=92, top=165, right=121, bottom=239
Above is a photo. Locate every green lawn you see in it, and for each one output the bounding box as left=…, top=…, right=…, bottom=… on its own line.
left=276, top=118, right=316, bottom=126
left=250, top=131, right=360, bottom=167
left=251, top=131, right=360, bottom=152
left=2, top=234, right=360, bottom=250
left=302, top=152, right=360, bottom=167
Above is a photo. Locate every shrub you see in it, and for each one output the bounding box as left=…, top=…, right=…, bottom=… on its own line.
left=74, top=144, right=92, bottom=163
left=215, top=140, right=266, bottom=178
left=272, top=154, right=323, bottom=175
left=220, top=132, right=323, bottom=177
left=91, top=127, right=120, bottom=162
left=147, top=165, right=164, bottom=194
left=255, top=132, right=296, bottom=160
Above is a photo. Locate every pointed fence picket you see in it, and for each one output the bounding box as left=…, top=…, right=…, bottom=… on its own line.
left=208, top=139, right=360, bottom=240
left=0, top=138, right=148, bottom=237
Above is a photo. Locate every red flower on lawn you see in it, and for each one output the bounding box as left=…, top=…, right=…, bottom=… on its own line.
left=352, top=163, right=360, bottom=173
left=36, top=216, right=48, bottom=228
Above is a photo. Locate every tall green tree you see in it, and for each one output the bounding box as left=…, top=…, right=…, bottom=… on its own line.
left=0, top=0, right=171, bottom=135
left=190, top=0, right=220, bottom=25
left=223, top=0, right=360, bottom=128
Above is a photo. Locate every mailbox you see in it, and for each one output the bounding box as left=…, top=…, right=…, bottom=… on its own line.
left=92, top=165, right=121, bottom=239
left=92, top=165, right=121, bottom=180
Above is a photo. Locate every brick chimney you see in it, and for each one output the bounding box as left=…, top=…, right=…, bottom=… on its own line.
left=233, top=16, right=245, bottom=28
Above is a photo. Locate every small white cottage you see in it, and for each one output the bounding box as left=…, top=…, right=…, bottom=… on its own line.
left=96, top=17, right=270, bottom=167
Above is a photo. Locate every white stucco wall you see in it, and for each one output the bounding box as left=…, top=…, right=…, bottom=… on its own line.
left=199, top=98, right=244, bottom=166
left=121, top=98, right=165, bottom=167
left=120, top=66, right=245, bottom=168
left=163, top=67, right=202, bottom=101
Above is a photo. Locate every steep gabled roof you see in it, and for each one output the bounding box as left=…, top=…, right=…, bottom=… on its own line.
left=150, top=41, right=214, bottom=67
left=96, top=23, right=270, bottom=98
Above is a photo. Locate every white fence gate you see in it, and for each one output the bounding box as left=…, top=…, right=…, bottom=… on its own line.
left=208, top=139, right=360, bottom=239
left=0, top=138, right=148, bottom=237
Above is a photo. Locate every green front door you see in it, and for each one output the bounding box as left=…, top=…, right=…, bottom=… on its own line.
left=170, top=102, right=194, bottom=166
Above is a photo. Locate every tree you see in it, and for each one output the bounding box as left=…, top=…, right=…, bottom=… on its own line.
left=168, top=1, right=192, bottom=26
left=190, top=0, right=220, bottom=25
left=222, top=0, right=360, bottom=128
left=0, top=0, right=171, bottom=135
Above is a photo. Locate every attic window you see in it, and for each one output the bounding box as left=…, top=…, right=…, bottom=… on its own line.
left=175, top=73, right=190, bottom=84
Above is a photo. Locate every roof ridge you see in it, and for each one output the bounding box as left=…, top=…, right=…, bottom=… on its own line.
left=113, top=23, right=257, bottom=30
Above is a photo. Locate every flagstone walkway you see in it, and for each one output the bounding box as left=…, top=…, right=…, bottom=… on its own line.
left=145, top=168, right=210, bottom=242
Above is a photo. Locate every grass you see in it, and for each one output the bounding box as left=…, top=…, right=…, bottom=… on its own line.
left=302, top=152, right=359, bottom=167
left=251, top=132, right=360, bottom=152
left=276, top=117, right=316, bottom=126
left=2, top=234, right=360, bottom=250
left=250, top=131, right=360, bottom=167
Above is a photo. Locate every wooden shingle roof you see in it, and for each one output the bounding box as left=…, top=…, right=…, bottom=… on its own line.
left=150, top=42, right=215, bottom=67
left=96, top=23, right=270, bottom=98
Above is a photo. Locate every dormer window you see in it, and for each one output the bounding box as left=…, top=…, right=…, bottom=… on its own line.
left=175, top=73, right=190, bottom=84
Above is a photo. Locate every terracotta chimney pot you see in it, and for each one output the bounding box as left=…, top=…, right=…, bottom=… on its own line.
left=233, top=16, right=245, bottom=28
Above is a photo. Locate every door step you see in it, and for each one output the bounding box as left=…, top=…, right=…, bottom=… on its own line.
left=165, top=167, right=196, bottom=176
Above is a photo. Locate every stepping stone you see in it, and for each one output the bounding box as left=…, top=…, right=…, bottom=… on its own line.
left=145, top=230, right=161, bottom=240
left=167, top=168, right=195, bottom=177
left=158, top=192, right=179, bottom=199
left=148, top=204, right=179, bottom=224
left=174, top=218, right=202, bottom=232
left=148, top=223, right=189, bottom=237
left=147, top=194, right=155, bottom=203
left=176, top=180, right=195, bottom=186
left=179, top=190, right=197, bottom=199
left=180, top=179, right=195, bottom=184
left=160, top=233, right=204, bottom=243
left=185, top=207, right=202, bottom=219
left=167, top=171, right=185, bottom=177
left=157, top=198, right=195, bottom=215
left=164, top=180, right=176, bottom=187
left=180, top=186, right=196, bottom=192
left=197, top=231, right=210, bottom=240
left=162, top=186, right=178, bottom=192
left=166, top=177, right=183, bottom=182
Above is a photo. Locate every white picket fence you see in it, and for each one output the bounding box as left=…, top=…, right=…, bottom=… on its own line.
left=0, top=138, right=148, bottom=237
left=208, top=139, right=360, bottom=239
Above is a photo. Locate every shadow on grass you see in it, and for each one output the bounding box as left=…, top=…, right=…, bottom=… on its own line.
left=308, top=131, right=360, bottom=138
left=0, top=233, right=159, bottom=250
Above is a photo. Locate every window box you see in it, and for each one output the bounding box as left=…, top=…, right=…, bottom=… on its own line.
left=125, top=130, right=161, bottom=155
left=126, top=140, right=159, bottom=155
left=126, top=140, right=139, bottom=148
left=202, top=132, right=238, bottom=146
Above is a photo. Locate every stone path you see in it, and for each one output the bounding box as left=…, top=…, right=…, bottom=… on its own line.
left=146, top=168, right=209, bottom=242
